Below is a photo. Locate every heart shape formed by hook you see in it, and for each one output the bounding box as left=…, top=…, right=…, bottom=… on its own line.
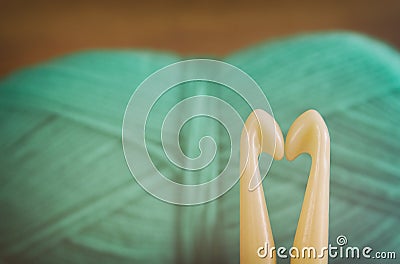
left=240, top=109, right=330, bottom=264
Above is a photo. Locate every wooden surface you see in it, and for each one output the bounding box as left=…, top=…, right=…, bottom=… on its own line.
left=0, top=0, right=399, bottom=77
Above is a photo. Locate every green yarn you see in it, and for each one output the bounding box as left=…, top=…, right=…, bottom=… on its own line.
left=0, top=32, right=399, bottom=263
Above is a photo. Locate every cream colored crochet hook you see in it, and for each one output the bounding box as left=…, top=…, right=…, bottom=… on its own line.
left=285, top=110, right=330, bottom=264
left=240, top=109, right=284, bottom=264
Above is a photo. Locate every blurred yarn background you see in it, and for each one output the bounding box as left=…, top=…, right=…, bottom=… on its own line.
left=0, top=1, right=399, bottom=264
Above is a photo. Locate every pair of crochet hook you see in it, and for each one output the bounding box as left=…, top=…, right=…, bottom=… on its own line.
left=240, top=109, right=330, bottom=264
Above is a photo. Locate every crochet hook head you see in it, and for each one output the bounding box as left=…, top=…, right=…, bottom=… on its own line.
left=285, top=109, right=330, bottom=162
left=240, top=109, right=284, bottom=190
